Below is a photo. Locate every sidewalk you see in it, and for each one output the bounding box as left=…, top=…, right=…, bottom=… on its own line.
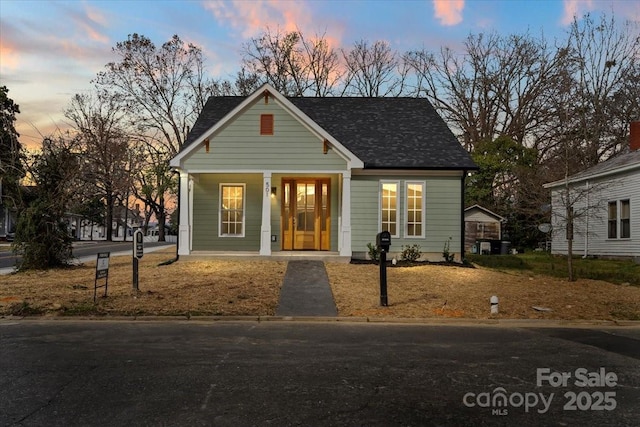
left=0, top=244, right=174, bottom=275
left=276, top=260, right=338, bottom=317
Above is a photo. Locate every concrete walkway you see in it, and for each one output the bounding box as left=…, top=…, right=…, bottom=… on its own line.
left=276, top=261, right=338, bottom=317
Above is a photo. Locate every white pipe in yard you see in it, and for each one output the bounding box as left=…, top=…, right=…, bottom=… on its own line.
left=490, top=295, right=499, bottom=314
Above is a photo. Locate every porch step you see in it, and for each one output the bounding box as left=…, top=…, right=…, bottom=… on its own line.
left=276, top=261, right=337, bottom=317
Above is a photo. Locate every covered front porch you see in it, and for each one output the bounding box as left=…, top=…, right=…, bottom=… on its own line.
left=177, top=170, right=354, bottom=258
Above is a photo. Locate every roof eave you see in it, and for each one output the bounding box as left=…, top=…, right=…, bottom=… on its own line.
left=543, top=162, right=640, bottom=189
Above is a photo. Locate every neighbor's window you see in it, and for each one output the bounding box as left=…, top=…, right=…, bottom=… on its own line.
left=608, top=201, right=617, bottom=239
left=380, top=182, right=398, bottom=237
left=621, top=199, right=630, bottom=239
left=260, top=114, right=274, bottom=135
left=405, top=182, right=424, bottom=238
left=220, top=184, right=245, bottom=237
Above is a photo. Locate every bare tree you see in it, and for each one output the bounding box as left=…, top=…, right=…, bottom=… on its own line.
left=566, top=13, right=640, bottom=166
left=242, top=28, right=307, bottom=96
left=405, top=32, right=571, bottom=151
left=547, top=175, right=610, bottom=281
left=95, top=34, right=212, bottom=154
left=341, top=39, right=408, bottom=97
left=64, top=92, right=132, bottom=241
left=242, top=28, right=342, bottom=97
left=94, top=34, right=214, bottom=241
left=299, top=31, right=343, bottom=96
left=129, top=138, right=175, bottom=239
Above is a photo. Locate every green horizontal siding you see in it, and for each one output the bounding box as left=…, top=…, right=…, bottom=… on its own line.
left=192, top=174, right=262, bottom=251
left=351, top=175, right=462, bottom=254
left=183, top=100, right=347, bottom=171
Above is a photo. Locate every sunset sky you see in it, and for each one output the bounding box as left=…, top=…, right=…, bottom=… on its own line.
left=1, top=0, right=638, bottom=149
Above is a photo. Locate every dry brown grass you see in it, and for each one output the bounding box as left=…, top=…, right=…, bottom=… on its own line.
left=0, top=249, right=286, bottom=317
left=327, top=263, right=640, bottom=321
left=1, top=248, right=639, bottom=320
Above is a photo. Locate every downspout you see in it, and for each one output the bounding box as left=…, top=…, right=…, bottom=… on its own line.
left=583, top=180, right=589, bottom=258
left=159, top=169, right=180, bottom=266
left=461, top=170, right=467, bottom=262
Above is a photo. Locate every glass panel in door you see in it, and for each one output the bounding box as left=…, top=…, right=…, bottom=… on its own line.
left=295, top=182, right=316, bottom=249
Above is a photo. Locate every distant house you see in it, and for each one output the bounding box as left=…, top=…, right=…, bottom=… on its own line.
left=0, top=189, right=16, bottom=241
left=67, top=206, right=143, bottom=241
left=169, top=84, right=477, bottom=261
left=544, top=121, right=640, bottom=260
left=464, top=205, right=504, bottom=253
left=0, top=181, right=19, bottom=241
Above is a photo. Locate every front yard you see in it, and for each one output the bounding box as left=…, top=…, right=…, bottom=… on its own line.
left=1, top=248, right=639, bottom=321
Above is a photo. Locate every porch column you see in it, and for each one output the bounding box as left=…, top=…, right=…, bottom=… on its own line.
left=178, top=171, right=191, bottom=256
left=260, top=172, right=272, bottom=255
left=340, top=171, right=352, bottom=256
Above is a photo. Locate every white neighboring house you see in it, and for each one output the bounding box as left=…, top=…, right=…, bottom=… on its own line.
left=67, top=207, right=144, bottom=241
left=543, top=122, right=640, bottom=261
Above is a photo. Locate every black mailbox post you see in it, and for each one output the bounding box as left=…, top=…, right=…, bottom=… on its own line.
left=376, top=231, right=391, bottom=251
left=376, top=231, right=391, bottom=306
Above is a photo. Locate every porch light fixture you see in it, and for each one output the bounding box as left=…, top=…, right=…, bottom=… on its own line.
left=271, top=187, right=277, bottom=197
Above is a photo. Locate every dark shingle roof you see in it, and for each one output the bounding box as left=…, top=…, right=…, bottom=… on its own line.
left=566, top=149, right=640, bottom=180
left=545, top=148, right=640, bottom=187
left=183, top=96, right=477, bottom=170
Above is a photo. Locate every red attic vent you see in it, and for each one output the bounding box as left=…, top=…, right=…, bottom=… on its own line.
left=260, top=114, right=274, bottom=135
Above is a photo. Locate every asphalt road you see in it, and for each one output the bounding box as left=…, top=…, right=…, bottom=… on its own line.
left=1, top=320, right=638, bottom=426
left=0, top=241, right=176, bottom=270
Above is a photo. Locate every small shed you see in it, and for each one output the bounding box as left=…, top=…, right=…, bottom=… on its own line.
left=464, top=205, right=504, bottom=253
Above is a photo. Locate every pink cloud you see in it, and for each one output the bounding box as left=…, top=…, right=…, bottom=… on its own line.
left=433, top=0, right=464, bottom=26
left=70, top=3, right=110, bottom=44
left=202, top=0, right=342, bottom=43
left=0, top=41, right=19, bottom=71
left=561, top=0, right=594, bottom=25
left=561, top=0, right=639, bottom=26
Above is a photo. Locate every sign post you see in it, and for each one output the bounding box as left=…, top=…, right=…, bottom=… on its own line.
left=94, top=252, right=110, bottom=303
left=133, top=230, right=144, bottom=291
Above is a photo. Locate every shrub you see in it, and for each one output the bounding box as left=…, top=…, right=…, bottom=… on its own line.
left=401, top=244, right=422, bottom=262
left=366, top=242, right=380, bottom=262
left=442, top=237, right=455, bottom=263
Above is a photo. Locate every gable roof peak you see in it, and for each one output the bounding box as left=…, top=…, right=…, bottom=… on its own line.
left=172, top=85, right=477, bottom=171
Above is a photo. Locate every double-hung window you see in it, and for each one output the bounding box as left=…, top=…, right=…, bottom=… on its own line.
left=380, top=182, right=399, bottom=237
left=608, top=201, right=617, bottom=239
left=608, top=199, right=631, bottom=239
left=621, top=199, right=630, bottom=239
left=405, top=182, right=425, bottom=238
left=220, top=184, right=245, bottom=237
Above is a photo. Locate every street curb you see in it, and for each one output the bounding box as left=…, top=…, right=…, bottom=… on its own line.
left=2, top=315, right=640, bottom=328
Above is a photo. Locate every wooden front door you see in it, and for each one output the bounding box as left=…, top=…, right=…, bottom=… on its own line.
left=282, top=179, right=330, bottom=250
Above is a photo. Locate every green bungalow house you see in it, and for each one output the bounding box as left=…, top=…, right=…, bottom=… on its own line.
left=169, top=84, right=477, bottom=261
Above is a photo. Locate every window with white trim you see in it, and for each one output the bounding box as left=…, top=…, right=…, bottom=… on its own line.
left=380, top=182, right=398, bottom=237
left=608, top=199, right=631, bottom=239
left=405, top=182, right=424, bottom=238
left=608, top=201, right=617, bottom=238
left=621, top=199, right=630, bottom=239
left=219, top=184, right=245, bottom=237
